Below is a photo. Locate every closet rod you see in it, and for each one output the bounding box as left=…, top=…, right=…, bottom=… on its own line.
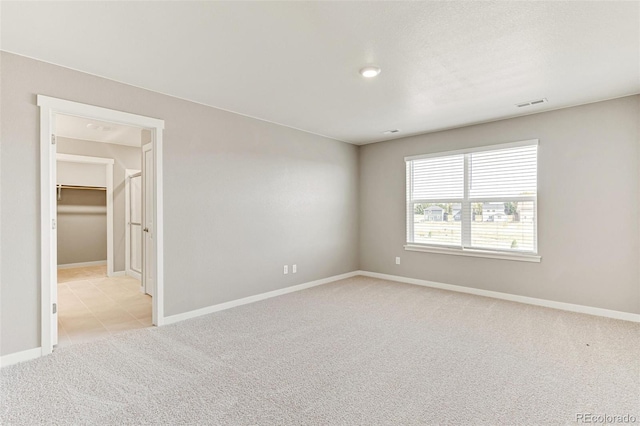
left=56, top=185, right=106, bottom=191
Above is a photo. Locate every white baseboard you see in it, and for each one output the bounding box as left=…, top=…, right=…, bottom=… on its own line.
left=57, top=260, right=106, bottom=269
left=6, top=270, right=632, bottom=368
left=163, top=271, right=360, bottom=325
left=0, top=347, right=42, bottom=368
left=126, top=270, right=141, bottom=281
left=358, top=271, right=640, bottom=323
left=110, top=271, right=126, bottom=277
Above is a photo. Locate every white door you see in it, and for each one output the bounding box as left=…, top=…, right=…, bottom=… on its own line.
left=51, top=127, right=58, bottom=346
left=142, top=143, right=155, bottom=297
left=125, top=170, right=142, bottom=281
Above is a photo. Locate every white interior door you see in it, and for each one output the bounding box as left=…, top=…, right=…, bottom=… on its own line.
left=126, top=170, right=142, bottom=281
left=51, top=124, right=58, bottom=346
left=142, top=143, right=155, bottom=297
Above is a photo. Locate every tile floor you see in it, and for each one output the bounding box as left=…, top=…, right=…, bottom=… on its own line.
left=57, top=265, right=152, bottom=347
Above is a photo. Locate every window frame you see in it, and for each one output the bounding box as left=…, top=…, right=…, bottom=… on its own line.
left=405, top=139, right=540, bottom=263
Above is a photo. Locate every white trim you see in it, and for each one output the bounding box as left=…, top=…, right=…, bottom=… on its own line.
left=154, top=129, right=165, bottom=326
left=56, top=153, right=115, bottom=277
left=163, top=271, right=359, bottom=325
left=462, top=154, right=471, bottom=246
left=404, top=139, right=538, bottom=161
left=406, top=161, right=413, bottom=243
left=534, top=142, right=540, bottom=254
left=0, top=347, right=42, bottom=368
left=56, top=153, right=114, bottom=165
left=404, top=244, right=541, bottom=263
left=106, top=163, right=114, bottom=276
left=111, top=271, right=126, bottom=277
left=57, top=260, right=106, bottom=269
left=128, top=271, right=142, bottom=281
left=37, top=95, right=164, bottom=129
left=38, top=95, right=165, bottom=356
left=7, top=269, right=635, bottom=366
left=40, top=102, right=55, bottom=355
left=358, top=271, right=640, bottom=323
left=127, top=270, right=142, bottom=281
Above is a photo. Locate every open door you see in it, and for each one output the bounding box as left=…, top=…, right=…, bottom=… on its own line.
left=142, top=143, right=155, bottom=297
left=126, top=170, right=142, bottom=281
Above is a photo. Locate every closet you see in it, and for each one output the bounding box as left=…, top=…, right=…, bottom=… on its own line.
left=56, top=161, right=108, bottom=268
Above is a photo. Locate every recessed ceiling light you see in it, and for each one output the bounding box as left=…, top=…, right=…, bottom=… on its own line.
left=359, top=66, right=381, bottom=78
left=383, top=129, right=400, bottom=134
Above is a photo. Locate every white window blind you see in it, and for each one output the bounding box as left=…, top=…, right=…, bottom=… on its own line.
left=469, top=145, right=537, bottom=198
left=406, top=140, right=538, bottom=254
left=411, top=155, right=464, bottom=200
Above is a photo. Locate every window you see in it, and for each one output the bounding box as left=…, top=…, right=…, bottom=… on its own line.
left=405, top=140, right=539, bottom=261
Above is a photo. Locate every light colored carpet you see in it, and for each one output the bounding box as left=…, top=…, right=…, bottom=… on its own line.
left=2, top=276, right=639, bottom=425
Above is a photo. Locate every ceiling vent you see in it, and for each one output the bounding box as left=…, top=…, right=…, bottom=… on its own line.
left=383, top=129, right=401, bottom=134
left=516, top=98, right=548, bottom=108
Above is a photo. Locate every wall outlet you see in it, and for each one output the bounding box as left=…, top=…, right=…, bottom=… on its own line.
left=395, top=257, right=401, bottom=265
left=292, top=264, right=297, bottom=273
left=283, top=265, right=288, bottom=274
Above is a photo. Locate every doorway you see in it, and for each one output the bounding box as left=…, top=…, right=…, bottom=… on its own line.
left=54, top=133, right=150, bottom=346
left=56, top=153, right=114, bottom=276
left=38, top=96, right=165, bottom=355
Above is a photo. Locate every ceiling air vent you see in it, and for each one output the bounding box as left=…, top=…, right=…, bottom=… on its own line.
left=383, top=129, right=401, bottom=135
left=516, top=98, right=548, bottom=108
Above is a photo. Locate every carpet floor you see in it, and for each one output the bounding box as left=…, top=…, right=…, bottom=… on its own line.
left=2, top=276, right=639, bottom=425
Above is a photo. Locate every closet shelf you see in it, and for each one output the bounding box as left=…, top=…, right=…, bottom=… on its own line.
left=57, top=205, right=106, bottom=214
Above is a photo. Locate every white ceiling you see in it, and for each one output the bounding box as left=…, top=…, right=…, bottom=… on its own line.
left=56, top=114, right=143, bottom=147
left=2, top=1, right=639, bottom=145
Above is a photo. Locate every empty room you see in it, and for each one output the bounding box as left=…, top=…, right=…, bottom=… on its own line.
left=0, top=1, right=638, bottom=425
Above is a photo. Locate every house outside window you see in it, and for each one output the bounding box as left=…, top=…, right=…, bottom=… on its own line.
left=405, top=140, right=539, bottom=261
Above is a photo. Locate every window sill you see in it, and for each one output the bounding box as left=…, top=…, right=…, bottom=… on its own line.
left=403, top=244, right=541, bottom=263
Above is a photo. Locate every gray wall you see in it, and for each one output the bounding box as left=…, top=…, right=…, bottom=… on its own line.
left=0, top=52, right=359, bottom=356
left=57, top=137, right=142, bottom=271
left=360, top=95, right=640, bottom=314
left=57, top=189, right=107, bottom=265
left=1, top=50, right=637, bottom=357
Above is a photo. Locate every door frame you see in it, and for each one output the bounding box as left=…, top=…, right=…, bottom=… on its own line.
left=141, top=143, right=154, bottom=297
left=38, top=95, right=166, bottom=356
left=57, top=153, right=115, bottom=277
left=125, top=168, right=142, bottom=282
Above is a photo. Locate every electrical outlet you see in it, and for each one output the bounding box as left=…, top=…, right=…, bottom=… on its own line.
left=292, top=264, right=297, bottom=273
left=395, top=257, right=401, bottom=265
left=283, top=265, right=288, bottom=274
